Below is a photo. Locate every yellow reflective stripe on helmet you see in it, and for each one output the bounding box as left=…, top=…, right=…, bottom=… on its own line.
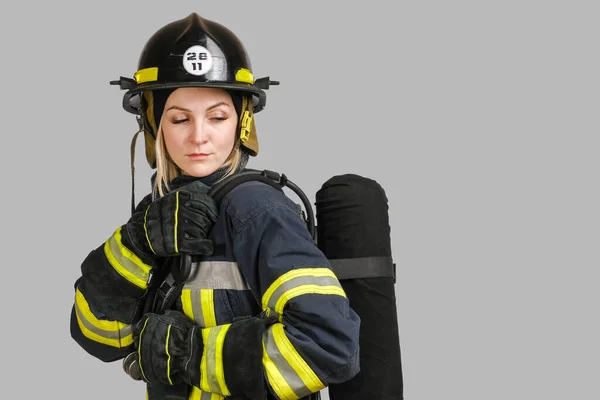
left=74, top=288, right=133, bottom=347
left=104, top=227, right=152, bottom=288
left=135, top=67, right=159, bottom=84
left=235, top=68, right=254, bottom=84
left=263, top=324, right=325, bottom=400
left=262, top=268, right=346, bottom=321
left=200, top=325, right=232, bottom=396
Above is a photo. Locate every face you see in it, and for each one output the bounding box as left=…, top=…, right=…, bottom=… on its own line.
left=161, top=87, right=238, bottom=177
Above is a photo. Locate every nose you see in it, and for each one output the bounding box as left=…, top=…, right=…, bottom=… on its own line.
left=189, top=120, right=208, bottom=145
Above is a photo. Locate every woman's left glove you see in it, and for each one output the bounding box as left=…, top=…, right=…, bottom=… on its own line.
left=133, top=310, right=202, bottom=386
left=133, top=310, right=275, bottom=400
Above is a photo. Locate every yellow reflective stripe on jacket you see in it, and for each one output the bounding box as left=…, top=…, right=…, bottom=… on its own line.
left=200, top=325, right=231, bottom=397
left=181, top=261, right=249, bottom=326
left=189, top=387, right=224, bottom=400
left=74, top=288, right=133, bottom=348
left=181, top=288, right=217, bottom=328
left=263, top=323, right=325, bottom=400
left=201, top=290, right=217, bottom=327
left=104, top=227, right=152, bottom=288
left=262, top=268, right=346, bottom=320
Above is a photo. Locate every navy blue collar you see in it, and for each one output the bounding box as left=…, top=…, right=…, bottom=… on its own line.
left=150, top=166, right=243, bottom=192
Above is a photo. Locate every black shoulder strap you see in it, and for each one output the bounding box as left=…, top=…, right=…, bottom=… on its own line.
left=208, top=168, right=316, bottom=241
left=208, top=169, right=284, bottom=203
left=145, top=169, right=316, bottom=315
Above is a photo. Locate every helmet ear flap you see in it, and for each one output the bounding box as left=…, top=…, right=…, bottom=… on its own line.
left=239, top=96, right=258, bottom=156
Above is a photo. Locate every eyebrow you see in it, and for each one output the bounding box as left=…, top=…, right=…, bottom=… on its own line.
left=165, top=101, right=231, bottom=113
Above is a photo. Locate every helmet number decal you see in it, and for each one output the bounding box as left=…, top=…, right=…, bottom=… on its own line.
left=183, top=45, right=213, bottom=76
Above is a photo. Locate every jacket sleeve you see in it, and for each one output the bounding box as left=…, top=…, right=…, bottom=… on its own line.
left=70, top=193, right=158, bottom=362
left=199, top=182, right=361, bottom=399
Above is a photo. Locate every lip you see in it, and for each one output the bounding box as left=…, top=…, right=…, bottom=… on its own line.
left=187, top=153, right=211, bottom=160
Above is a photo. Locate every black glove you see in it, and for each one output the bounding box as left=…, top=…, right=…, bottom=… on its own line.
left=133, top=310, right=275, bottom=400
left=124, top=181, right=219, bottom=257
left=133, top=310, right=201, bottom=386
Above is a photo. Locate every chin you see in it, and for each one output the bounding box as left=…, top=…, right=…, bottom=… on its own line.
left=183, top=164, right=219, bottom=178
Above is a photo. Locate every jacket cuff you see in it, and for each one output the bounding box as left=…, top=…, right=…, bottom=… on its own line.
left=79, top=229, right=153, bottom=323
left=200, top=317, right=270, bottom=400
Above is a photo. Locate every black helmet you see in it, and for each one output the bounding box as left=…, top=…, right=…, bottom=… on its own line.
left=111, top=13, right=278, bottom=167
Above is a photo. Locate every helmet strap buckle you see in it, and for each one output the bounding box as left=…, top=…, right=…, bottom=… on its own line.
left=240, top=110, right=252, bottom=142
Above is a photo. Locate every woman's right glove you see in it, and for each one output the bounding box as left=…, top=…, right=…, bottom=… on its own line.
left=124, top=181, right=219, bottom=257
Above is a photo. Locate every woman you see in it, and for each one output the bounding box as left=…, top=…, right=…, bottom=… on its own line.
left=69, top=12, right=361, bottom=400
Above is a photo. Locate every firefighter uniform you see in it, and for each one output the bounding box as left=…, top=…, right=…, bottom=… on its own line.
left=70, top=169, right=361, bottom=399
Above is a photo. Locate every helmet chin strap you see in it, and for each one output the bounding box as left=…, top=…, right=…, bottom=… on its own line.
left=129, top=117, right=144, bottom=216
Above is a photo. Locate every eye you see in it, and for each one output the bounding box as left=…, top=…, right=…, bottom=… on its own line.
left=172, top=118, right=189, bottom=124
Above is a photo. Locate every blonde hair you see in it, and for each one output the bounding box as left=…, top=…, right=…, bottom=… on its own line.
left=152, top=118, right=244, bottom=198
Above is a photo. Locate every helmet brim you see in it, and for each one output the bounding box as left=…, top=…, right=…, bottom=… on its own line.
left=122, top=82, right=267, bottom=115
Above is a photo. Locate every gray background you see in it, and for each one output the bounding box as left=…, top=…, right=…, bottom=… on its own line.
left=1, top=1, right=597, bottom=399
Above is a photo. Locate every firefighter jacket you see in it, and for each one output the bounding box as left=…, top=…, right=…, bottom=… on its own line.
left=70, top=168, right=361, bottom=399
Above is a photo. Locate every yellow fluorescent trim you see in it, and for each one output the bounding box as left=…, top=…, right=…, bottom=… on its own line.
left=174, top=192, right=180, bottom=253
left=263, top=341, right=298, bottom=400
left=144, top=207, right=156, bottom=255
left=105, top=227, right=152, bottom=287
left=201, top=289, right=217, bottom=327
left=120, top=332, right=134, bottom=347
left=201, top=329, right=210, bottom=391
left=75, top=310, right=121, bottom=347
left=235, top=68, right=254, bottom=84
left=181, top=289, right=194, bottom=320
left=215, top=325, right=231, bottom=396
left=189, top=386, right=201, bottom=400
left=262, top=268, right=339, bottom=309
left=272, top=324, right=325, bottom=393
left=74, top=290, right=134, bottom=347
left=104, top=241, right=147, bottom=289
left=135, top=67, right=158, bottom=84
left=113, top=227, right=152, bottom=273
left=166, top=325, right=173, bottom=385
left=138, top=318, right=150, bottom=382
left=75, top=289, right=124, bottom=331
left=275, top=285, right=347, bottom=318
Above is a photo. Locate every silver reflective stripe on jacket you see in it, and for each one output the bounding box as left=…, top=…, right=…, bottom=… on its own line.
left=181, top=261, right=250, bottom=327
